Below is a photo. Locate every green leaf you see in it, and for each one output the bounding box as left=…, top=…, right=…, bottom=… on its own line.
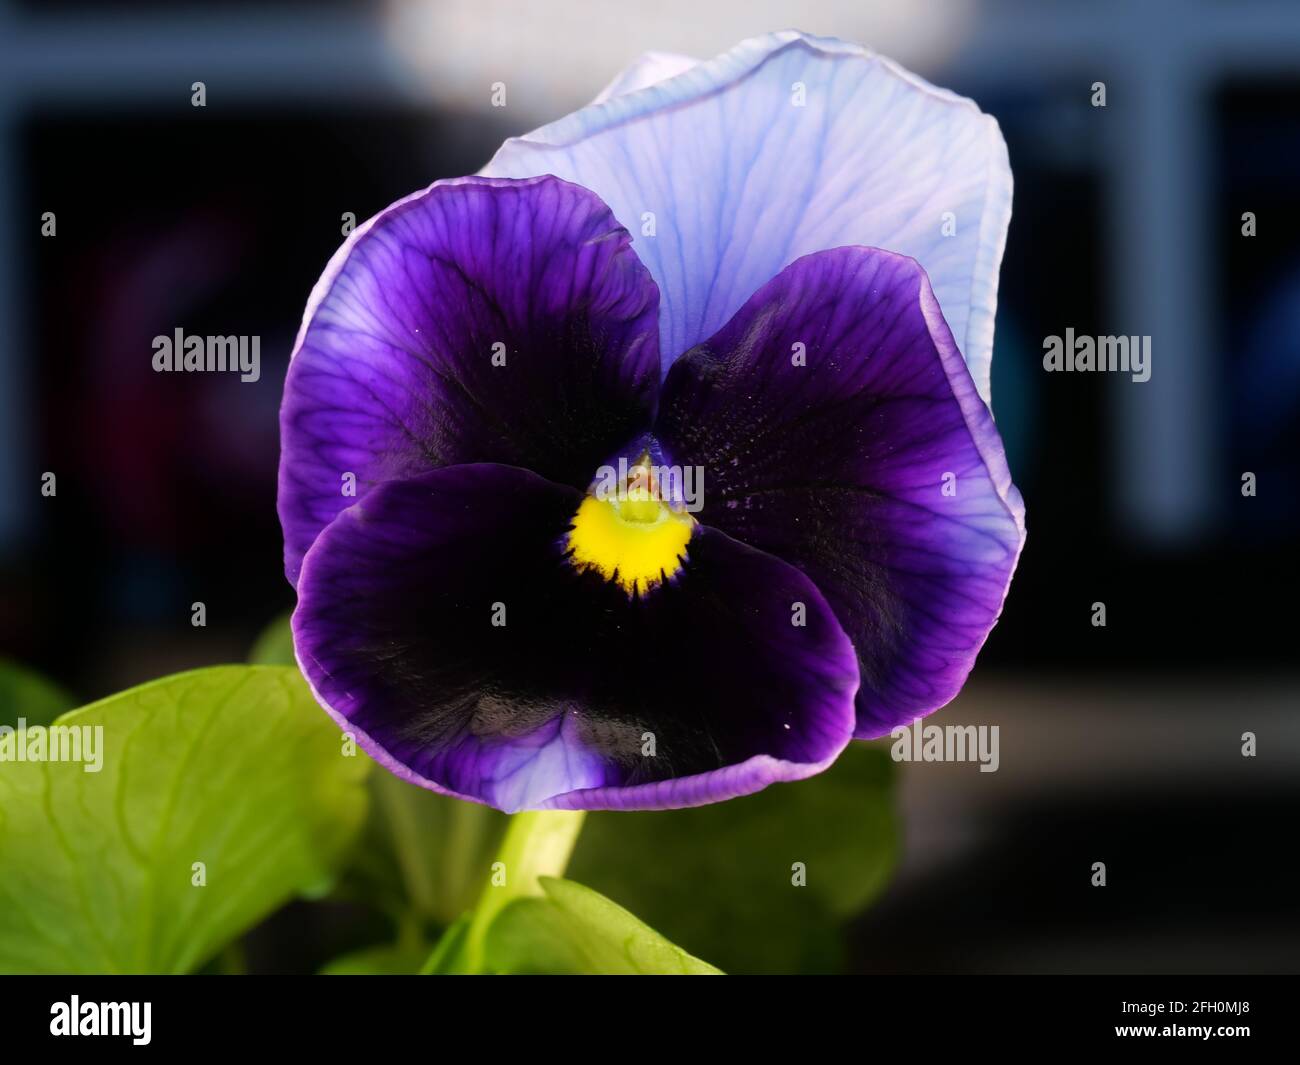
left=479, top=898, right=586, bottom=974
left=484, top=878, right=721, bottom=975
left=319, top=939, right=429, bottom=975
left=0, top=659, right=76, bottom=728
left=568, top=744, right=898, bottom=974
left=247, top=612, right=296, bottom=666
left=336, top=762, right=507, bottom=931
left=416, top=809, right=588, bottom=974
left=0, top=665, right=370, bottom=974
left=419, top=913, right=473, bottom=974
left=247, top=612, right=508, bottom=932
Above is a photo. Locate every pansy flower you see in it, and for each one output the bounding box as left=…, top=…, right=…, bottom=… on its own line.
left=279, top=31, right=1025, bottom=813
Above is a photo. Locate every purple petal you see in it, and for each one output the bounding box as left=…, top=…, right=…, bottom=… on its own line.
left=292, top=463, right=858, bottom=812
left=483, top=30, right=1011, bottom=402
left=278, top=175, right=660, bottom=585
left=656, top=247, right=1025, bottom=738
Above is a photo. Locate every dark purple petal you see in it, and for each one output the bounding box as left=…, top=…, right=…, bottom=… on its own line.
left=655, top=247, right=1025, bottom=738
left=278, top=175, right=660, bottom=585
left=292, top=463, right=858, bottom=812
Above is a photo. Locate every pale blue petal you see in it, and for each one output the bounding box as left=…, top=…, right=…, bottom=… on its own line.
left=482, top=30, right=1011, bottom=405
left=590, top=50, right=698, bottom=104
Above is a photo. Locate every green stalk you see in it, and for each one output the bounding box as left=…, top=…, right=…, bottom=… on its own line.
left=460, top=809, right=586, bottom=973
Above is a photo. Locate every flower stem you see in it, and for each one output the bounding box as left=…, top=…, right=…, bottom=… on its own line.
left=462, top=809, right=586, bottom=973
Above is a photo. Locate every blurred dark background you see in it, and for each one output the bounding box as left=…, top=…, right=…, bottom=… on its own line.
left=1, top=0, right=1296, bottom=972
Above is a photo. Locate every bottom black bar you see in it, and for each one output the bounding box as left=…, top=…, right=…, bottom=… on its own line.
left=2, top=975, right=1289, bottom=1053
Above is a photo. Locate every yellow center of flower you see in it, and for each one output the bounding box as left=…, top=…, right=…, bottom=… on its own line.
left=566, top=463, right=695, bottom=595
